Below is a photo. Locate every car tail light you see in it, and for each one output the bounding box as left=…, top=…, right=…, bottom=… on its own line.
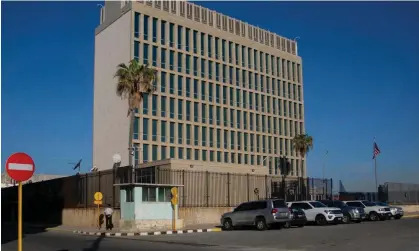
left=271, top=208, right=278, bottom=214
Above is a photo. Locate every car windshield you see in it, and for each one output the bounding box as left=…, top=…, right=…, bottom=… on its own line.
left=375, top=202, right=388, bottom=206
left=309, top=201, right=327, bottom=208
left=362, top=201, right=376, bottom=207
left=272, top=199, right=287, bottom=208
left=334, top=201, right=346, bottom=207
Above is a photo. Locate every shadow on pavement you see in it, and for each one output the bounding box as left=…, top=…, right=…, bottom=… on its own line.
left=82, top=235, right=105, bottom=251
left=1, top=222, right=60, bottom=245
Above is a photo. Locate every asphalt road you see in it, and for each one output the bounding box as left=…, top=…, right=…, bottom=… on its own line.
left=2, top=218, right=419, bottom=251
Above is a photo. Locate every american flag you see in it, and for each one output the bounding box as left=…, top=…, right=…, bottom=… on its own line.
left=373, top=142, right=381, bottom=159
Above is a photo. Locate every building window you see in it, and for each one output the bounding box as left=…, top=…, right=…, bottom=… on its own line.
left=202, top=126, right=207, bottom=146
left=143, top=118, right=149, bottom=140
left=178, top=147, right=184, bottom=159
left=194, top=125, right=199, bottom=146
left=161, top=20, right=166, bottom=45
left=143, top=43, right=149, bottom=65
left=142, top=187, right=156, bottom=202
left=152, top=119, right=157, bottom=141
left=178, top=99, right=183, bottom=120
left=152, top=145, right=158, bottom=161
left=161, top=146, right=167, bottom=160
left=134, top=13, right=140, bottom=38
left=177, top=25, right=183, bottom=50
left=170, top=122, right=175, bottom=143
left=133, top=117, right=139, bottom=140
left=143, top=15, right=149, bottom=40
left=143, top=144, right=149, bottom=163
left=158, top=187, right=171, bottom=202
left=152, top=18, right=158, bottom=43
left=170, top=98, right=175, bottom=119
left=161, top=121, right=166, bottom=142
left=125, top=187, right=134, bottom=202
left=170, top=146, right=175, bottom=158
left=178, top=123, right=183, bottom=144
left=169, top=23, right=175, bottom=47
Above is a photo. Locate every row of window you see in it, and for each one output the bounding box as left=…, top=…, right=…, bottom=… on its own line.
left=134, top=119, right=302, bottom=156
left=135, top=2, right=297, bottom=55
left=123, top=187, right=172, bottom=203
left=140, top=95, right=303, bottom=130
left=148, top=70, right=302, bottom=104
left=134, top=13, right=301, bottom=82
left=136, top=44, right=301, bottom=101
left=134, top=144, right=304, bottom=176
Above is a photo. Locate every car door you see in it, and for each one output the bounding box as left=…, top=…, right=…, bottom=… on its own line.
left=300, top=202, right=316, bottom=221
left=232, top=203, right=250, bottom=225
left=243, top=201, right=267, bottom=224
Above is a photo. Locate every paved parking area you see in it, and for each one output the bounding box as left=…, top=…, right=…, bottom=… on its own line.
left=122, top=218, right=419, bottom=251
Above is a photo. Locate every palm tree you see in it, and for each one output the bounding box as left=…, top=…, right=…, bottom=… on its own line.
left=115, top=59, right=157, bottom=167
left=292, top=134, right=314, bottom=177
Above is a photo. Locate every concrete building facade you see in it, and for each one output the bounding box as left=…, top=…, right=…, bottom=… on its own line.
left=93, top=1, right=306, bottom=177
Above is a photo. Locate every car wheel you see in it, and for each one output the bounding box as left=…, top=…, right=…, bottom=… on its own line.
left=222, top=218, right=233, bottom=231
left=298, top=224, right=305, bottom=228
left=395, top=215, right=402, bottom=220
left=315, top=214, right=327, bottom=226
left=255, top=217, right=267, bottom=231
left=369, top=212, right=379, bottom=221
left=283, top=221, right=291, bottom=229
left=342, top=214, right=351, bottom=224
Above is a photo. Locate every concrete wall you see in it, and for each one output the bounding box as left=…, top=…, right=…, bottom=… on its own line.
left=93, top=10, right=132, bottom=171
left=59, top=204, right=419, bottom=228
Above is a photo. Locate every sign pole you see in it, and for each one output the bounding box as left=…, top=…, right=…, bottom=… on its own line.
left=97, top=204, right=100, bottom=229
left=18, top=181, right=22, bottom=251
left=172, top=205, right=176, bottom=231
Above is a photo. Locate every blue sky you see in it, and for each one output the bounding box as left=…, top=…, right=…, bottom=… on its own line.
left=2, top=1, right=418, bottom=191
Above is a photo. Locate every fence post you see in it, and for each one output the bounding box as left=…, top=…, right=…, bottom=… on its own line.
left=112, top=167, right=116, bottom=208
left=206, top=171, right=209, bottom=207
left=227, top=173, right=230, bottom=207
left=182, top=170, right=185, bottom=207
left=85, top=173, right=88, bottom=208
left=247, top=173, right=250, bottom=202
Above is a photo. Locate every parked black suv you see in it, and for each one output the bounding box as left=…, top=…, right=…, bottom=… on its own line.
left=283, top=208, right=307, bottom=228
left=320, top=200, right=366, bottom=223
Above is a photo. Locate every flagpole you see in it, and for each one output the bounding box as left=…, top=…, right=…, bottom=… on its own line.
left=373, top=137, right=378, bottom=197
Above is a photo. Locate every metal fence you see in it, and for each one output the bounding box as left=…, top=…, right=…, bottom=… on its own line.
left=1, top=166, right=333, bottom=211
left=384, top=182, right=419, bottom=204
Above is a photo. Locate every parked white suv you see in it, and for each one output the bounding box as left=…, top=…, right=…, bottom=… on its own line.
left=287, top=201, right=344, bottom=225
left=343, top=200, right=391, bottom=221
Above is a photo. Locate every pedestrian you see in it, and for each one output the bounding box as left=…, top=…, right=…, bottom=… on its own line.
left=104, top=204, right=114, bottom=230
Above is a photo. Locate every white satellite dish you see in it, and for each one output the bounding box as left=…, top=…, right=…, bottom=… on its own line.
left=112, top=153, right=122, bottom=164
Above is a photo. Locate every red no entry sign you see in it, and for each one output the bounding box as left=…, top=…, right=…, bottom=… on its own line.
left=6, top=152, right=35, bottom=182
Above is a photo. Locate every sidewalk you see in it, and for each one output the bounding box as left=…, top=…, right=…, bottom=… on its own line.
left=16, top=222, right=222, bottom=237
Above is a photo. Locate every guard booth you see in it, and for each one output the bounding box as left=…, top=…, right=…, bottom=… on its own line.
left=114, top=182, right=184, bottom=231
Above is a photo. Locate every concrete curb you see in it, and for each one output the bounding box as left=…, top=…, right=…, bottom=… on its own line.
left=403, top=214, right=419, bottom=218
left=73, top=228, right=222, bottom=237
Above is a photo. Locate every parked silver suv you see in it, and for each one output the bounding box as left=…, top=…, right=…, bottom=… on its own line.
left=221, top=199, right=292, bottom=231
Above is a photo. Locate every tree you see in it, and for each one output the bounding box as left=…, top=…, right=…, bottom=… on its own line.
left=292, top=134, right=314, bottom=177
left=115, top=60, right=157, bottom=166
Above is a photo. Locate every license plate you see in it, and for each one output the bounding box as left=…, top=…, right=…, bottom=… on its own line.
left=279, top=212, right=287, bottom=217
left=336, top=217, right=342, bottom=220
left=298, top=215, right=304, bottom=218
